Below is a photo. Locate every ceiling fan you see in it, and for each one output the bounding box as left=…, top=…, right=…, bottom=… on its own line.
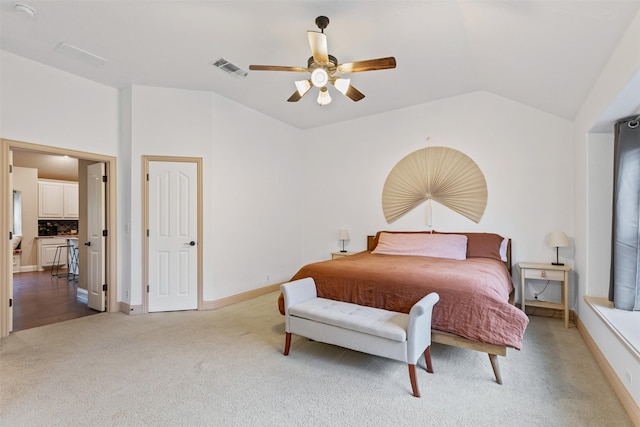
left=249, top=16, right=396, bottom=106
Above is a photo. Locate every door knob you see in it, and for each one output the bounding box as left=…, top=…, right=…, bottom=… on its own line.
left=84, top=242, right=91, bottom=246
left=187, top=241, right=196, bottom=246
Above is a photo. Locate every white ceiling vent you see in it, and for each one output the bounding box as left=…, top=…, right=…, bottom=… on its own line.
left=54, top=42, right=108, bottom=66
left=211, top=58, right=247, bottom=79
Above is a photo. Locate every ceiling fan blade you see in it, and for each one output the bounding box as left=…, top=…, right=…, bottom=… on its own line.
left=307, top=31, right=329, bottom=64
left=249, top=65, right=308, bottom=72
left=344, top=84, right=365, bottom=102
left=287, top=90, right=304, bottom=102
left=337, top=57, right=397, bottom=73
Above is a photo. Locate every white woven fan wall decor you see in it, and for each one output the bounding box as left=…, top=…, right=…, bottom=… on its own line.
left=382, top=146, right=488, bottom=224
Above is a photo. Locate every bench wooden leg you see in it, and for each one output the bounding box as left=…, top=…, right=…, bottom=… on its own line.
left=408, top=364, right=420, bottom=398
left=424, top=346, right=433, bottom=373
left=488, top=353, right=502, bottom=384
left=284, top=332, right=292, bottom=356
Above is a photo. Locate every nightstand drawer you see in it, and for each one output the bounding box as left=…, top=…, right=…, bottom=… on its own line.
left=523, top=268, right=564, bottom=281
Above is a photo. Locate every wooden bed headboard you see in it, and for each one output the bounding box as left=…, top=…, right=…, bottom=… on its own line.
left=366, top=234, right=513, bottom=276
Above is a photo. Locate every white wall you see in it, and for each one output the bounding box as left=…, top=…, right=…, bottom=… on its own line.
left=586, top=132, right=614, bottom=298
left=124, top=85, right=305, bottom=305
left=301, top=91, right=574, bottom=303
left=118, top=87, right=133, bottom=304
left=573, top=9, right=640, bottom=407
left=0, top=51, right=118, bottom=153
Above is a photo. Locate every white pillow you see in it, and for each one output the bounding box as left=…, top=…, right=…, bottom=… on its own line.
left=372, top=232, right=468, bottom=260
left=500, top=238, right=508, bottom=262
left=11, top=235, right=21, bottom=251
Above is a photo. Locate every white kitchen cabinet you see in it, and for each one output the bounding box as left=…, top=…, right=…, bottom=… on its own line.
left=38, top=180, right=78, bottom=219
left=37, top=238, right=68, bottom=270
left=38, top=181, right=64, bottom=218
left=63, top=183, right=79, bottom=218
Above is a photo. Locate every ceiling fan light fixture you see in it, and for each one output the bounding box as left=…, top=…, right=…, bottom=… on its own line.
left=317, top=87, right=331, bottom=106
left=294, top=79, right=312, bottom=96
left=333, top=78, right=351, bottom=95
left=311, top=68, right=328, bottom=87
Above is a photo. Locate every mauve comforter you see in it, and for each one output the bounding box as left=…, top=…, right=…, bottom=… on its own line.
left=284, top=251, right=529, bottom=350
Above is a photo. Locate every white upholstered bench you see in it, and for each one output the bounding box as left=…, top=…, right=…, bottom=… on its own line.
left=280, top=277, right=440, bottom=397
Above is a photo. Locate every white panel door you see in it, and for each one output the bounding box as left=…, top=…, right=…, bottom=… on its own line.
left=148, top=161, right=198, bottom=312
left=87, top=163, right=106, bottom=312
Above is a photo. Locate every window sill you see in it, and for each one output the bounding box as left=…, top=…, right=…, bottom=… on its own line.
left=585, top=296, right=640, bottom=361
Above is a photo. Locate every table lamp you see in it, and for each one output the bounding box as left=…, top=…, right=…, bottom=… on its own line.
left=547, top=231, right=569, bottom=266
left=338, top=229, right=350, bottom=253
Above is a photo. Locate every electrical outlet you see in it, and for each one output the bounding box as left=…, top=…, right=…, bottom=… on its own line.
left=266, top=274, right=270, bottom=283
left=625, top=369, right=632, bottom=386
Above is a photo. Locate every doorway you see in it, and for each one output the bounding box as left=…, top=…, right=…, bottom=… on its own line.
left=1, top=139, right=118, bottom=338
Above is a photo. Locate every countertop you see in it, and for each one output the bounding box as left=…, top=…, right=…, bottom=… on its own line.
left=35, top=235, right=79, bottom=239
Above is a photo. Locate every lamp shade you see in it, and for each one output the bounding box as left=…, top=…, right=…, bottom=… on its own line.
left=547, top=231, right=569, bottom=248
left=333, top=78, right=351, bottom=95
left=294, top=79, right=312, bottom=97
left=338, top=229, right=350, bottom=241
left=317, top=86, right=331, bottom=106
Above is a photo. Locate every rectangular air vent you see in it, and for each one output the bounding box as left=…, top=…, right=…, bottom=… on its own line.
left=211, top=58, right=247, bottom=79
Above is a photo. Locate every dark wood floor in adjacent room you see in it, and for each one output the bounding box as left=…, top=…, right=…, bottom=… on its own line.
left=12, top=270, right=100, bottom=332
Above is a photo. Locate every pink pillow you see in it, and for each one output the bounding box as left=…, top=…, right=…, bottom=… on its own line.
left=372, top=232, right=468, bottom=260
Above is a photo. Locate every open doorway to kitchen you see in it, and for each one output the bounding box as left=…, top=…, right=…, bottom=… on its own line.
left=1, top=139, right=118, bottom=337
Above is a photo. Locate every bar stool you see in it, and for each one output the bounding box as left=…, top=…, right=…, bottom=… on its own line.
left=51, top=244, right=73, bottom=279
left=68, top=246, right=79, bottom=282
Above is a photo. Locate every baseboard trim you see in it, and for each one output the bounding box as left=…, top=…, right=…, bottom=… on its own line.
left=201, top=283, right=282, bottom=311
left=119, top=302, right=143, bottom=315
left=18, top=265, right=37, bottom=273
left=576, top=314, right=640, bottom=425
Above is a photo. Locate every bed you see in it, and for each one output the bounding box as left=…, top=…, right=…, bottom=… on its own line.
left=278, top=231, right=529, bottom=384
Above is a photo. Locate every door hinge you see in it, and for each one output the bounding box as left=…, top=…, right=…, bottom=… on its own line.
left=9, top=231, right=12, bottom=240
left=9, top=298, right=12, bottom=307
left=103, top=284, right=108, bottom=292
left=102, top=230, right=108, bottom=237
left=102, top=175, right=107, bottom=183
left=146, top=229, right=149, bottom=237
left=9, top=165, right=12, bottom=173
left=147, top=285, right=149, bottom=293
left=146, top=173, right=149, bottom=181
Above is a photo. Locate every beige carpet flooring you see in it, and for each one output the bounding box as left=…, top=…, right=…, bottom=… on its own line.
left=0, top=291, right=632, bottom=426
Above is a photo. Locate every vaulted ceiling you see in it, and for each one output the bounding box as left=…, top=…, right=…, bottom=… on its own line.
left=1, top=1, right=639, bottom=129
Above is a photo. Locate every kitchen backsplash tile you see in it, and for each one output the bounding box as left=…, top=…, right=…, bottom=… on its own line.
left=38, top=220, right=78, bottom=236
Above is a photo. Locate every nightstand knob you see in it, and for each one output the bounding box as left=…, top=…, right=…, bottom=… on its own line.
left=540, top=271, right=546, bottom=278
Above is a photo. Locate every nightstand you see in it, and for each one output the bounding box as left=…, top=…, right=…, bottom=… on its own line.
left=519, top=262, right=571, bottom=328
left=330, top=251, right=357, bottom=260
